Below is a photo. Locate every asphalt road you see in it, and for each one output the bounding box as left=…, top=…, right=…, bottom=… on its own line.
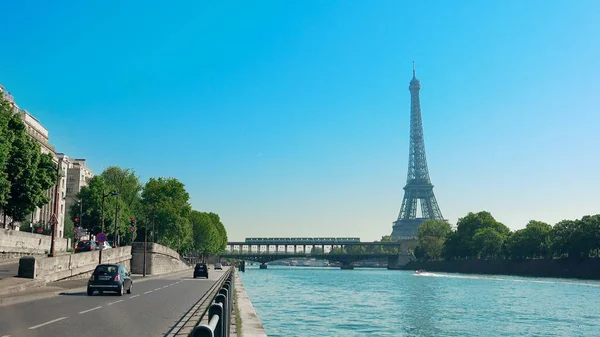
left=0, top=268, right=225, bottom=337
left=0, top=262, right=18, bottom=280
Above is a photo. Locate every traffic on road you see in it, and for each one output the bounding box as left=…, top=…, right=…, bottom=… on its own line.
left=0, top=266, right=227, bottom=337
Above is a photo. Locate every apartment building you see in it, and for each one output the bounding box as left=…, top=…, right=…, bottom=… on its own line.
left=64, top=158, right=94, bottom=222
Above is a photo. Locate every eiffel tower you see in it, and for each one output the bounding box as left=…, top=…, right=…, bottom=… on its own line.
left=391, top=64, right=444, bottom=240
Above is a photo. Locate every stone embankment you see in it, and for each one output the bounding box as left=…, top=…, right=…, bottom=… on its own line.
left=17, top=242, right=190, bottom=284
left=18, top=247, right=132, bottom=282
left=0, top=229, right=71, bottom=260
left=130, top=242, right=189, bottom=275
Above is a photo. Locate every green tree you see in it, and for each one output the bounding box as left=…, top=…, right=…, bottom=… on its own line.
left=506, top=220, right=552, bottom=259
left=140, top=177, right=192, bottom=251
left=551, top=219, right=580, bottom=258
left=445, top=211, right=510, bottom=259
left=417, top=219, right=451, bottom=260
left=208, top=212, right=227, bottom=253
left=100, top=167, right=142, bottom=245
left=473, top=227, right=506, bottom=259
left=189, top=210, right=219, bottom=259
left=70, top=176, right=110, bottom=237
left=0, top=92, right=14, bottom=208
left=3, top=113, right=57, bottom=225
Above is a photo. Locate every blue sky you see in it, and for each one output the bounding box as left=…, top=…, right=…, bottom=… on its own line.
left=1, top=1, right=599, bottom=241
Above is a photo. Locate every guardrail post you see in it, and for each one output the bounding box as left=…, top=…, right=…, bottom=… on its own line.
left=192, top=302, right=222, bottom=337
left=223, top=280, right=232, bottom=325
left=215, top=293, right=227, bottom=337
left=210, top=301, right=224, bottom=337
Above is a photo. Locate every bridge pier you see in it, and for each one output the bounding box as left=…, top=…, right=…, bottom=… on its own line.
left=259, top=263, right=268, bottom=269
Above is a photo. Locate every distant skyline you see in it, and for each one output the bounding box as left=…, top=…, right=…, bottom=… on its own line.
left=1, top=1, right=599, bottom=241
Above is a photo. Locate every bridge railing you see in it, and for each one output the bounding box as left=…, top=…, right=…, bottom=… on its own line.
left=192, top=270, right=235, bottom=337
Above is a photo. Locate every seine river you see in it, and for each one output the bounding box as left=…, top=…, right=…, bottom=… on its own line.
left=240, top=266, right=600, bottom=336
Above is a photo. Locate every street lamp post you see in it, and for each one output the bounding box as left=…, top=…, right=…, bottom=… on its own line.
left=143, top=224, right=147, bottom=277
left=99, top=190, right=119, bottom=264
left=49, top=159, right=61, bottom=258
left=113, top=194, right=119, bottom=248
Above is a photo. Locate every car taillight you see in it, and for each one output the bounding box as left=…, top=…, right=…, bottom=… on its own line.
left=114, top=274, right=120, bottom=282
left=89, top=275, right=95, bottom=281
left=90, top=246, right=93, bottom=250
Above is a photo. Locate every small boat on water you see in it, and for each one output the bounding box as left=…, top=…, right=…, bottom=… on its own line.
left=415, top=269, right=426, bottom=274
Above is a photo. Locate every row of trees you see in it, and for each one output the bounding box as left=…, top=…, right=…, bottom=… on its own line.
left=0, top=93, right=58, bottom=228
left=65, top=166, right=227, bottom=256
left=415, top=211, right=600, bottom=260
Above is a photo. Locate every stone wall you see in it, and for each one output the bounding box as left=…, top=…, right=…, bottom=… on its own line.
left=130, top=242, right=189, bottom=275
left=0, top=229, right=71, bottom=259
left=18, top=247, right=132, bottom=283
left=402, top=258, right=600, bottom=280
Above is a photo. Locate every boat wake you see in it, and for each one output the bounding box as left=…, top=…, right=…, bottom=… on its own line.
left=412, top=271, right=600, bottom=288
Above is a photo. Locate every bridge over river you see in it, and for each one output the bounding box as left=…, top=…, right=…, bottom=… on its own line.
left=222, top=238, right=416, bottom=269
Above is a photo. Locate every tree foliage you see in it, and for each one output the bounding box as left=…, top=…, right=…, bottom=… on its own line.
left=419, top=211, right=600, bottom=261
left=0, top=96, right=56, bottom=225
left=190, top=210, right=219, bottom=257
left=140, top=177, right=192, bottom=251
left=506, top=220, right=552, bottom=259
left=416, top=219, right=451, bottom=260
left=443, top=211, right=510, bottom=259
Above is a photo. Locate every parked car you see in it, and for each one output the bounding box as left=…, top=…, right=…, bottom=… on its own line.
left=74, top=240, right=98, bottom=253
left=87, top=263, right=133, bottom=296
left=193, top=263, right=209, bottom=279
left=214, top=262, right=223, bottom=270
left=96, top=241, right=112, bottom=250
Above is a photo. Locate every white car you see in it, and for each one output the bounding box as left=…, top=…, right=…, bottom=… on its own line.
left=96, top=242, right=112, bottom=250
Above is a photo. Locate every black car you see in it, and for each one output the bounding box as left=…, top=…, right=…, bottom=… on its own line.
left=193, top=263, right=209, bottom=279
left=75, top=240, right=99, bottom=253
left=87, top=264, right=133, bottom=296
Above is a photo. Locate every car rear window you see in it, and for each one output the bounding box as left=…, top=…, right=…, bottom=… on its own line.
left=78, top=241, right=91, bottom=247
left=94, top=265, right=118, bottom=274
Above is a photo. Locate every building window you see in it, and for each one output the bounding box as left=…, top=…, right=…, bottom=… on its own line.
left=66, top=187, right=73, bottom=193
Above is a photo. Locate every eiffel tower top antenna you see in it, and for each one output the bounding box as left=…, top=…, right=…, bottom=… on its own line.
left=412, top=61, right=416, bottom=77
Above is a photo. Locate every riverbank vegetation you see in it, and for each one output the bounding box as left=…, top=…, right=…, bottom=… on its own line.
left=415, top=211, right=600, bottom=261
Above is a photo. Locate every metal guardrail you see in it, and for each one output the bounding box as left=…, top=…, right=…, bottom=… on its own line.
left=165, top=268, right=233, bottom=336
left=191, top=270, right=235, bottom=337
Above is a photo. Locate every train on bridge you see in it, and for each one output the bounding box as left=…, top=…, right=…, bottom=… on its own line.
left=244, top=237, right=361, bottom=244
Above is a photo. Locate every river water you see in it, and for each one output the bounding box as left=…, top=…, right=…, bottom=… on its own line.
left=240, top=266, right=600, bottom=336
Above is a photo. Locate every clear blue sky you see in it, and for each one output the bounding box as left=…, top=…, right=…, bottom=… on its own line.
left=1, top=1, right=599, bottom=241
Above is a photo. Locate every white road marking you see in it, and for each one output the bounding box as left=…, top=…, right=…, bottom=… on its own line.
left=154, top=288, right=161, bottom=291
left=144, top=290, right=153, bottom=294
left=162, top=285, right=169, bottom=288
left=28, top=317, right=68, bottom=330
left=2, top=334, right=12, bottom=337
left=130, top=294, right=140, bottom=299
left=79, top=306, right=102, bottom=314
left=108, top=300, right=124, bottom=305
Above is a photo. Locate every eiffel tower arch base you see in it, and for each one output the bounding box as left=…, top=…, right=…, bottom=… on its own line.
left=391, top=218, right=428, bottom=240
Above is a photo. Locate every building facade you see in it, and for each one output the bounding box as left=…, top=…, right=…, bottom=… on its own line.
left=64, top=158, right=94, bottom=224
left=1, top=84, right=94, bottom=238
